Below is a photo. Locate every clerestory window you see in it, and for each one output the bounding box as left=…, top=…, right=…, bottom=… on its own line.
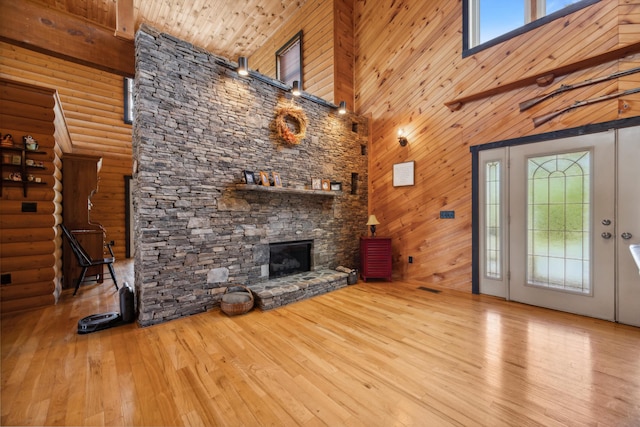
left=276, top=31, right=303, bottom=87
left=464, top=0, right=600, bottom=56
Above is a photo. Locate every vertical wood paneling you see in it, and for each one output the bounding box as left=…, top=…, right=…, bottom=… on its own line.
left=355, top=0, right=640, bottom=290
left=251, top=0, right=335, bottom=102
left=334, top=0, right=355, bottom=107
left=0, top=42, right=132, bottom=261
left=3, top=0, right=638, bottom=298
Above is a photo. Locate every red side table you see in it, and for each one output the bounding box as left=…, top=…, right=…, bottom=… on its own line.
left=360, top=237, right=392, bottom=282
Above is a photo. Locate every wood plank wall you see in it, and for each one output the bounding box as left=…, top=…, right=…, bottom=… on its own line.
left=0, top=79, right=58, bottom=313
left=0, top=42, right=133, bottom=263
left=1, top=0, right=637, bottom=304
left=333, top=0, right=355, bottom=109
left=250, top=0, right=336, bottom=103
left=354, top=0, right=640, bottom=291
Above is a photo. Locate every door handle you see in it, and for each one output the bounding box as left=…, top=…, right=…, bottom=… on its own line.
left=601, top=232, right=612, bottom=239
left=621, top=232, right=633, bottom=240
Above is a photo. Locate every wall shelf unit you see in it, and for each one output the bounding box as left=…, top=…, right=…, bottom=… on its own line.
left=0, top=144, right=48, bottom=197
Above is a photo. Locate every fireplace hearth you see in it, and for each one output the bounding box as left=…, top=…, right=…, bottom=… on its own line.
left=269, top=240, right=312, bottom=278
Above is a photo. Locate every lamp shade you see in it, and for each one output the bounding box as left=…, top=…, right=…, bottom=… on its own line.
left=366, top=215, right=380, bottom=226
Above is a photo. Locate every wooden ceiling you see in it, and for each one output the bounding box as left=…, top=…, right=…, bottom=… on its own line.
left=29, top=0, right=310, bottom=59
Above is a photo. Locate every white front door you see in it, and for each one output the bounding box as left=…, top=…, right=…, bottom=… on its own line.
left=509, top=131, right=616, bottom=320
left=478, top=127, right=640, bottom=324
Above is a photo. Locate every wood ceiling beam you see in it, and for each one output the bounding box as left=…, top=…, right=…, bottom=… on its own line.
left=115, top=0, right=135, bottom=41
left=0, top=0, right=134, bottom=77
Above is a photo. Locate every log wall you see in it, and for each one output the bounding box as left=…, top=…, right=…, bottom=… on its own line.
left=0, top=79, right=59, bottom=312
left=0, top=41, right=133, bottom=262
left=354, top=0, right=640, bottom=290
left=2, top=0, right=637, bottom=303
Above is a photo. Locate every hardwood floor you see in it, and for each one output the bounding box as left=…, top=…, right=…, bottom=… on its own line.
left=2, top=260, right=640, bottom=426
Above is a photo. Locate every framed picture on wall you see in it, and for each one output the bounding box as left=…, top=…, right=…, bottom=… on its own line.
left=312, top=178, right=321, bottom=190
left=272, top=172, right=282, bottom=187
left=321, top=179, right=331, bottom=191
left=243, top=170, right=256, bottom=184
left=393, top=161, right=415, bottom=187
left=259, top=171, right=270, bottom=186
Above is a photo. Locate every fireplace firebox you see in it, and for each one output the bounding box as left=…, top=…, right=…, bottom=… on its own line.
left=269, top=240, right=312, bottom=278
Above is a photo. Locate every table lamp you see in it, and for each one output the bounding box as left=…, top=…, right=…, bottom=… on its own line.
left=366, top=214, right=380, bottom=237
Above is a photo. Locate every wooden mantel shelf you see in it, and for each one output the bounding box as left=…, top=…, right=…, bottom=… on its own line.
left=235, top=184, right=340, bottom=197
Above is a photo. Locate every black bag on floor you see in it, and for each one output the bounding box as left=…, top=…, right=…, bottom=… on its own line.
left=119, top=284, right=135, bottom=323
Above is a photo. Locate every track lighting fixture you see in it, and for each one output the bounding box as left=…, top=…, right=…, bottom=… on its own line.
left=237, top=56, right=249, bottom=76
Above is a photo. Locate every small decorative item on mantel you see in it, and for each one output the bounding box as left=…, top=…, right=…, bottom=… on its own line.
left=272, top=172, right=282, bottom=187
left=321, top=179, right=331, bottom=191
left=330, top=182, right=342, bottom=191
left=311, top=178, right=321, bottom=190
left=274, top=104, right=307, bottom=145
left=259, top=171, right=270, bottom=186
left=243, top=170, right=256, bottom=184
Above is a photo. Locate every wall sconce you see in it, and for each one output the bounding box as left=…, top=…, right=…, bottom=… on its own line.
left=338, top=101, right=347, bottom=114
left=237, top=56, right=249, bottom=76
left=398, top=129, right=408, bottom=147
left=366, top=214, right=380, bottom=237
left=292, top=80, right=301, bottom=96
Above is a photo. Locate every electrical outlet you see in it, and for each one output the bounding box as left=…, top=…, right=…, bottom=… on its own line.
left=1, top=273, right=11, bottom=285
left=408, top=256, right=413, bottom=264
left=440, top=210, right=455, bottom=219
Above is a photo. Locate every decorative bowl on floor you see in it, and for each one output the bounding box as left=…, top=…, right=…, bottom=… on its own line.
left=220, top=284, right=254, bottom=316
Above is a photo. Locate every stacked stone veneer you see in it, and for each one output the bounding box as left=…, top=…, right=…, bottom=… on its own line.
left=133, top=25, right=369, bottom=326
left=249, top=270, right=350, bottom=311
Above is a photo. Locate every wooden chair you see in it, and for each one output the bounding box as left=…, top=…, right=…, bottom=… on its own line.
left=61, top=224, right=119, bottom=296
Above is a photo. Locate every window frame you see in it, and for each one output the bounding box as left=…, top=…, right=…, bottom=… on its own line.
left=462, top=0, right=600, bottom=57
left=276, top=31, right=303, bottom=87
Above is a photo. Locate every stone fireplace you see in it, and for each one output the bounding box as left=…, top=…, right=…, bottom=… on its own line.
left=132, top=25, right=369, bottom=326
left=269, top=240, right=313, bottom=279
